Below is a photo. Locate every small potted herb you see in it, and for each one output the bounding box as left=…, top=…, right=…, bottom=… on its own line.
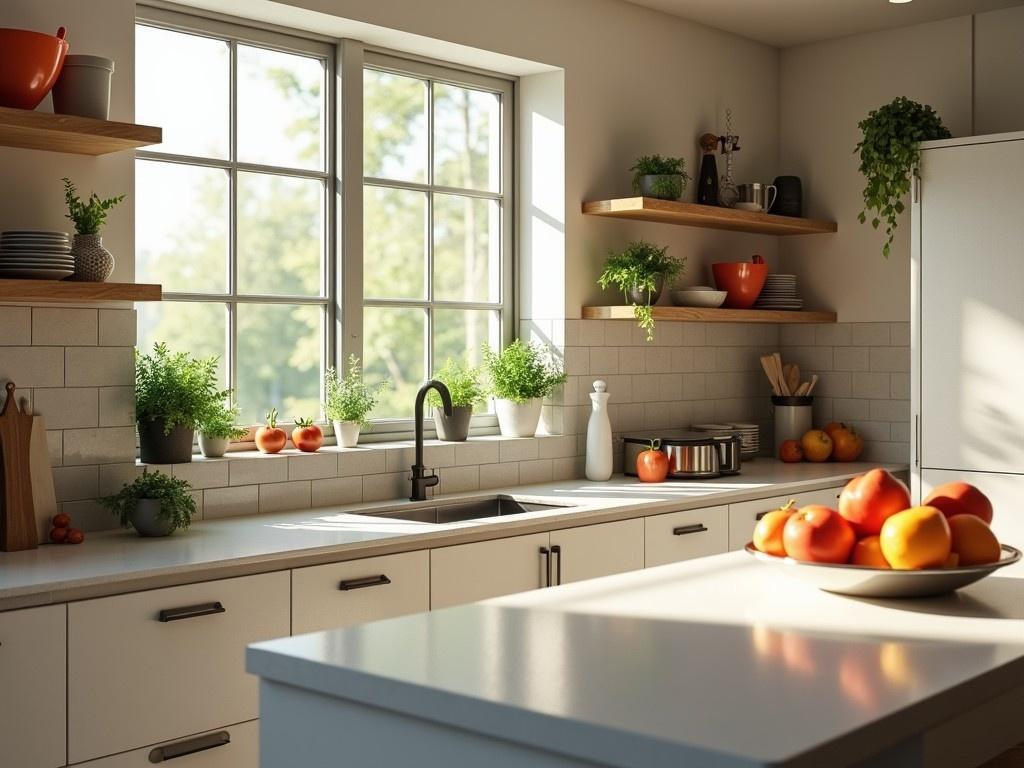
left=598, top=240, right=684, bottom=341
left=324, top=355, right=389, bottom=447
left=429, top=357, right=485, bottom=442
left=630, top=155, right=690, bottom=200
left=196, top=400, right=248, bottom=458
left=135, top=342, right=229, bottom=464
left=62, top=176, right=125, bottom=282
left=483, top=340, right=566, bottom=438
left=100, top=469, right=197, bottom=537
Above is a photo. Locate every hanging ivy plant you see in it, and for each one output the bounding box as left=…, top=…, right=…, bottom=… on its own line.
left=855, top=97, right=951, bottom=257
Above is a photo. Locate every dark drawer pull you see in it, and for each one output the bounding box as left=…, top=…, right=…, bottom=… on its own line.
left=673, top=524, right=708, bottom=536
left=149, top=730, right=230, bottom=762
left=755, top=510, right=772, bottom=521
left=551, top=544, right=562, bottom=586
left=339, top=574, right=391, bottom=591
left=157, top=601, right=225, bottom=623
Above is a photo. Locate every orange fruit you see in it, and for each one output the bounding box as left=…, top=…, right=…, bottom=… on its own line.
left=851, top=536, right=890, bottom=568
left=801, top=429, right=833, bottom=462
left=879, top=506, right=951, bottom=569
left=831, top=426, right=865, bottom=462
left=752, top=503, right=796, bottom=556
left=947, top=514, right=1001, bottom=566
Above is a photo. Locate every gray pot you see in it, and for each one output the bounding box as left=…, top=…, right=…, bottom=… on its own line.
left=69, top=234, right=114, bottom=282
left=434, top=405, right=472, bottom=442
left=639, top=174, right=685, bottom=200
left=198, top=434, right=229, bottom=458
left=138, top=418, right=194, bottom=464
left=52, top=54, right=115, bottom=120
left=626, top=274, right=665, bottom=306
left=129, top=498, right=175, bottom=537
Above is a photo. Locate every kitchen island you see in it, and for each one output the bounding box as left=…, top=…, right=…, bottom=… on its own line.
left=248, top=550, right=1024, bottom=768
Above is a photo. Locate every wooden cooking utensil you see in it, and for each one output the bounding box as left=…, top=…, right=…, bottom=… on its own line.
left=760, top=355, right=781, bottom=395
left=773, top=353, right=789, bottom=395
left=0, top=382, right=38, bottom=551
left=784, top=363, right=801, bottom=398
left=806, top=374, right=819, bottom=395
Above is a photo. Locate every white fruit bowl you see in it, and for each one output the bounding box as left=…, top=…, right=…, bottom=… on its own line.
left=744, top=543, right=1021, bottom=598
left=671, top=289, right=728, bottom=308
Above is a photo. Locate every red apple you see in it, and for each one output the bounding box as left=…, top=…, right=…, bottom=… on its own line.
left=923, top=482, right=993, bottom=525
left=838, top=469, right=911, bottom=537
left=783, top=505, right=856, bottom=564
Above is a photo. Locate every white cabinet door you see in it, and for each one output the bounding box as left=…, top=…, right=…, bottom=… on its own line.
left=68, top=571, right=289, bottom=764
left=0, top=604, right=66, bottom=768
left=76, top=720, right=258, bottom=768
left=645, top=505, right=728, bottom=567
left=549, top=518, right=644, bottom=585
left=292, top=550, right=430, bottom=635
left=919, top=138, right=1024, bottom=474
left=727, top=487, right=843, bottom=551
left=430, top=533, right=551, bottom=609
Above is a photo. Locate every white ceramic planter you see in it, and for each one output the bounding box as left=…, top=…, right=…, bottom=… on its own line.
left=333, top=420, right=361, bottom=448
left=494, top=398, right=543, bottom=438
left=198, top=434, right=229, bottom=458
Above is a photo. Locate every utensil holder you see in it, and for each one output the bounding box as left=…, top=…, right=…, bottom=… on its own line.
left=771, top=395, right=813, bottom=451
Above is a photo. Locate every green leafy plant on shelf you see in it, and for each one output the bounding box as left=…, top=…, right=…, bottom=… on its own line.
left=62, top=176, right=125, bottom=235
left=323, top=355, right=389, bottom=429
left=196, top=400, right=249, bottom=440
left=99, top=469, right=198, bottom=534
left=630, top=155, right=690, bottom=200
left=482, top=340, right=566, bottom=404
left=598, top=239, right=684, bottom=341
left=855, top=97, right=951, bottom=257
left=428, top=357, right=486, bottom=409
left=135, top=342, right=230, bottom=434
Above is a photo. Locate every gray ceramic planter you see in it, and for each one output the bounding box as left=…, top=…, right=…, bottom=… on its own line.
left=198, top=434, right=229, bottom=458
left=626, top=274, right=665, bottom=306
left=638, top=174, right=684, bottom=200
left=129, top=498, right=175, bottom=537
left=434, top=405, right=473, bottom=442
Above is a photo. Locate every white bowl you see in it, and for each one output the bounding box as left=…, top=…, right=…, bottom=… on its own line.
left=735, top=202, right=764, bottom=212
left=671, top=289, right=728, bottom=308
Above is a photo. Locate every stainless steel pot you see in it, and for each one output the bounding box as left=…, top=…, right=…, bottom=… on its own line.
left=623, top=433, right=721, bottom=479
left=710, top=433, right=743, bottom=475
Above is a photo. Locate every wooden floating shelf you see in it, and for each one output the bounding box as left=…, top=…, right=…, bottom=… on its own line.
left=582, top=305, right=837, bottom=324
left=582, top=197, right=837, bottom=236
left=0, top=280, right=162, bottom=303
left=0, top=107, right=161, bottom=156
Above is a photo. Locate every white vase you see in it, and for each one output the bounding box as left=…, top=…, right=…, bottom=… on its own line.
left=198, top=434, right=229, bottom=458
left=494, top=398, right=543, bottom=438
left=333, top=420, right=361, bottom=448
left=585, top=380, right=613, bottom=481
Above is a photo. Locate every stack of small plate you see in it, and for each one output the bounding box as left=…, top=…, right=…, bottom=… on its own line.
left=693, top=422, right=761, bottom=457
left=754, top=274, right=803, bottom=310
left=0, top=231, right=74, bottom=279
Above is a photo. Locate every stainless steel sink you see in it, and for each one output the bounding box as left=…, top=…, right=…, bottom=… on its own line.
left=361, top=495, right=571, bottom=524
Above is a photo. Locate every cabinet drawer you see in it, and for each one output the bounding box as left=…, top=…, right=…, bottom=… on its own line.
left=645, top=505, right=728, bottom=567
left=292, top=550, right=429, bottom=635
left=0, top=604, right=66, bottom=768
left=78, top=720, right=258, bottom=768
left=431, top=532, right=551, bottom=609
left=68, top=571, right=289, bottom=764
left=549, top=519, right=644, bottom=584
left=727, top=487, right=844, bottom=550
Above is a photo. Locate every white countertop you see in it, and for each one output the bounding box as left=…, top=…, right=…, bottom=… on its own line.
left=0, top=461, right=900, bottom=610
left=248, top=550, right=1024, bottom=768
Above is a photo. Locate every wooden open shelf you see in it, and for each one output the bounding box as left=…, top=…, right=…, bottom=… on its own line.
left=582, top=305, right=837, bottom=324
left=0, top=280, right=162, bottom=303
left=0, top=107, right=161, bottom=155
left=582, top=197, right=837, bottom=236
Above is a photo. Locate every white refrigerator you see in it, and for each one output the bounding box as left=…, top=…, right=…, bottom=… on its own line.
left=911, top=130, right=1024, bottom=555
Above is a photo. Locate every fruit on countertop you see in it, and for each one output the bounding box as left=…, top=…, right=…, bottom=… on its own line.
left=947, top=514, right=1001, bottom=566
left=636, top=439, right=669, bottom=483
left=800, top=429, right=833, bottom=462
left=924, top=481, right=994, bottom=524
left=879, top=506, right=951, bottom=570
left=49, top=526, right=68, bottom=543
left=65, top=528, right=84, bottom=545
left=838, top=468, right=911, bottom=536
left=783, top=505, right=856, bottom=564
left=778, top=439, right=803, bottom=463
left=829, top=425, right=864, bottom=462
left=52, top=512, right=71, bottom=529
left=292, top=418, right=323, bottom=453
left=49, top=512, right=84, bottom=545
left=256, top=408, right=288, bottom=454
left=752, top=501, right=796, bottom=557
left=851, top=535, right=890, bottom=568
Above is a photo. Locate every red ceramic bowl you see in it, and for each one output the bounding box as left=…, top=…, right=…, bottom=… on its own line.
left=712, top=262, right=768, bottom=309
left=0, top=27, right=69, bottom=110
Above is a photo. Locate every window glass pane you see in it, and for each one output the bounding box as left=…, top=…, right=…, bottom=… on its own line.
left=137, top=301, right=228, bottom=386
left=136, top=25, right=229, bottom=159
left=363, top=185, right=426, bottom=300
left=434, top=309, right=500, bottom=370
left=237, top=45, right=325, bottom=171
left=236, top=304, right=322, bottom=424
left=433, top=83, right=500, bottom=192
left=363, top=69, right=427, bottom=183
left=136, top=160, right=228, bottom=294
left=237, top=172, right=324, bottom=296
left=433, top=194, right=500, bottom=303
left=364, top=307, right=424, bottom=419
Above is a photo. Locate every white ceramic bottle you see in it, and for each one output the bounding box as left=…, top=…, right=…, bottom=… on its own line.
left=586, top=380, right=613, bottom=481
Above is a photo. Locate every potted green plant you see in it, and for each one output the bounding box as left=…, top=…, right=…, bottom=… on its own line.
left=856, top=97, right=951, bottom=257
left=99, top=469, right=197, bottom=537
left=598, top=240, right=684, bottom=341
left=324, top=355, right=389, bottom=447
left=196, top=400, right=248, bottom=458
left=630, top=155, right=690, bottom=200
left=483, top=340, right=566, bottom=438
left=428, top=357, right=485, bottom=442
left=135, top=342, right=229, bottom=464
left=62, top=176, right=125, bottom=282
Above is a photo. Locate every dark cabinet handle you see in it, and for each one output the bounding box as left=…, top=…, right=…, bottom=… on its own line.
left=157, top=601, right=225, bottom=623
left=540, top=546, right=551, bottom=587
left=755, top=510, right=774, bottom=521
left=673, top=524, right=708, bottom=536
left=149, top=730, right=229, bottom=762
left=339, top=574, right=391, bottom=591
left=551, top=544, right=562, bottom=586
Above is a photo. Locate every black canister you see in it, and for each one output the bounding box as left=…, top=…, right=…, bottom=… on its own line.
left=772, top=175, right=802, bottom=217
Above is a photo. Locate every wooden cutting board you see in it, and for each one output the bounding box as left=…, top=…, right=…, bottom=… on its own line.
left=30, top=416, right=57, bottom=543
left=0, top=382, right=38, bottom=551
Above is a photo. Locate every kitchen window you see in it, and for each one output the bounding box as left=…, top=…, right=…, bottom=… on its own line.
left=134, top=10, right=514, bottom=432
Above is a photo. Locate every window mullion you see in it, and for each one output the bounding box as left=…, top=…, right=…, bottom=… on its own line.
left=228, top=37, right=239, bottom=397
left=426, top=77, right=435, bottom=380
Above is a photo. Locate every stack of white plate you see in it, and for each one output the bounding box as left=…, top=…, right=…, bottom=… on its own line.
left=755, top=274, right=803, bottom=310
left=728, top=423, right=761, bottom=456
left=0, top=231, right=74, bottom=279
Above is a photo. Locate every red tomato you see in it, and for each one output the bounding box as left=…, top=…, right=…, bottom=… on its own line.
left=256, top=408, right=288, bottom=454
left=783, top=505, right=855, bottom=564
left=65, top=528, right=84, bottom=545
left=50, top=526, right=68, bottom=543
left=923, top=482, right=993, bottom=525
left=838, top=468, right=911, bottom=537
left=636, top=442, right=669, bottom=483
left=52, top=512, right=71, bottom=529
left=291, top=418, right=323, bottom=453
left=778, top=439, right=803, bottom=463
